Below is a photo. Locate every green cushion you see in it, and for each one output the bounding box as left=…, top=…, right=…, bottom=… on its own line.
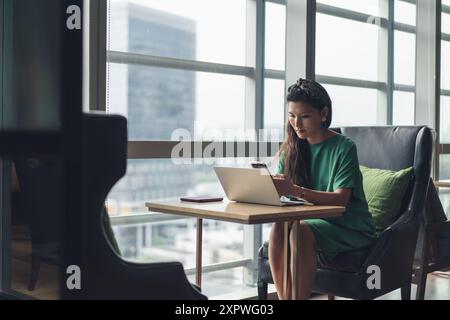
left=360, top=165, right=414, bottom=236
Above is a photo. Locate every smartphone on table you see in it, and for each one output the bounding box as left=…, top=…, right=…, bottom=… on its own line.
left=180, top=196, right=223, bottom=203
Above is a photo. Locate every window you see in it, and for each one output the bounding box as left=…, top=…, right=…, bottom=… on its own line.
left=440, top=1, right=450, bottom=184
left=439, top=151, right=450, bottom=218
left=393, top=90, right=415, bottom=125
left=316, top=14, right=379, bottom=82
left=316, top=0, right=386, bottom=127
left=443, top=12, right=450, bottom=35
left=264, top=1, right=287, bottom=136
left=108, top=0, right=247, bottom=66
left=106, top=0, right=286, bottom=298
left=441, top=96, right=450, bottom=144
left=442, top=40, right=450, bottom=91
left=394, top=30, right=416, bottom=86
left=107, top=63, right=246, bottom=140
left=264, top=78, right=285, bottom=134
left=395, top=0, right=416, bottom=26
left=440, top=155, right=450, bottom=181
left=316, top=0, right=417, bottom=128
left=393, top=1, right=416, bottom=125
left=324, top=85, right=379, bottom=127
left=265, top=2, right=286, bottom=71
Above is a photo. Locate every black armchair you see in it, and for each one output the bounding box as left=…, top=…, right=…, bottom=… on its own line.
left=76, top=112, right=207, bottom=299
left=258, top=126, right=433, bottom=300
left=15, top=113, right=206, bottom=299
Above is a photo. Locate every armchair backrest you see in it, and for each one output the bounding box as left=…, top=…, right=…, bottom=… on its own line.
left=79, top=113, right=206, bottom=299
left=338, top=126, right=433, bottom=231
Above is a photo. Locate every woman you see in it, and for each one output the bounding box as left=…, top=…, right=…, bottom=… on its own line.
left=269, top=78, right=376, bottom=300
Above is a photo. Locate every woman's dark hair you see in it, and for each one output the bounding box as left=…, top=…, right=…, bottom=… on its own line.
left=280, top=78, right=332, bottom=188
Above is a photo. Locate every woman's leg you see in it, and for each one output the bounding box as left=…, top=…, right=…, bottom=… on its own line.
left=269, top=221, right=293, bottom=300
left=290, top=221, right=317, bottom=300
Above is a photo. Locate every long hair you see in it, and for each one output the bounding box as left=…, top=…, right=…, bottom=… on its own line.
left=280, top=78, right=332, bottom=188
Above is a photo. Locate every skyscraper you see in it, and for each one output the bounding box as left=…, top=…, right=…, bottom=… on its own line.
left=107, top=2, right=198, bottom=258
left=107, top=2, right=197, bottom=213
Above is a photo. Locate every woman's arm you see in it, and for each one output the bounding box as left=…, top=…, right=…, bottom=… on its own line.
left=299, top=187, right=351, bottom=207
left=272, top=177, right=351, bottom=206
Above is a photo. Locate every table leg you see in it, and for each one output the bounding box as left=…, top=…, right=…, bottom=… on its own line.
left=292, top=220, right=299, bottom=300
left=283, top=221, right=290, bottom=300
left=196, top=218, right=203, bottom=288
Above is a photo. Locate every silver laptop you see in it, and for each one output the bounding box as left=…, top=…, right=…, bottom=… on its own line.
left=213, top=166, right=312, bottom=206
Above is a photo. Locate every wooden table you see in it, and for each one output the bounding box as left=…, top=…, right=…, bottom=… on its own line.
left=146, top=199, right=344, bottom=300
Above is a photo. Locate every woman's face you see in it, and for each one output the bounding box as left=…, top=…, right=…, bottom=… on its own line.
left=288, top=101, right=328, bottom=140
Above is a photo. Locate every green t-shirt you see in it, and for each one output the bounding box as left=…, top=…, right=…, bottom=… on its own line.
left=278, top=133, right=376, bottom=254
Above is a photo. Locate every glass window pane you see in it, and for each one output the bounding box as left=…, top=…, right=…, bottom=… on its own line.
left=265, top=2, right=286, bottom=70
left=187, top=267, right=246, bottom=297
left=393, top=91, right=415, bottom=125
left=317, top=0, right=384, bottom=17
left=438, top=188, right=450, bottom=220
left=395, top=0, right=416, bottom=26
left=108, top=0, right=247, bottom=66
left=440, top=155, right=450, bottom=180
left=438, top=172, right=450, bottom=219
left=440, top=96, right=450, bottom=143
left=264, top=79, right=285, bottom=138
left=394, top=31, right=416, bottom=86
left=443, top=13, right=450, bottom=35
left=322, top=84, right=379, bottom=127
left=107, top=63, right=246, bottom=140
left=316, top=14, right=380, bottom=81
left=442, top=41, right=450, bottom=90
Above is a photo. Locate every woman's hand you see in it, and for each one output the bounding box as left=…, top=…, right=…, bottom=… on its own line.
left=272, top=175, right=353, bottom=206
left=272, top=175, right=299, bottom=196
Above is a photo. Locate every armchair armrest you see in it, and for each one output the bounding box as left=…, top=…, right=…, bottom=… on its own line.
left=85, top=259, right=207, bottom=300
